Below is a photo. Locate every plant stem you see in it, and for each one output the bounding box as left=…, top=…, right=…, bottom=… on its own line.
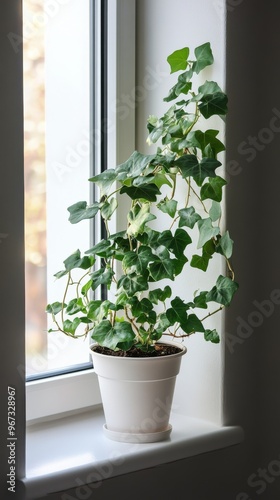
left=226, top=257, right=235, bottom=281
left=124, top=306, right=140, bottom=340
left=190, top=185, right=208, bottom=213
left=61, top=272, right=71, bottom=326
left=170, top=173, right=176, bottom=199
left=200, top=305, right=224, bottom=322
left=185, top=178, right=191, bottom=207
left=76, top=269, right=91, bottom=302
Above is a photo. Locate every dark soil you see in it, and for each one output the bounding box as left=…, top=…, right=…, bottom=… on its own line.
left=91, top=343, right=183, bottom=357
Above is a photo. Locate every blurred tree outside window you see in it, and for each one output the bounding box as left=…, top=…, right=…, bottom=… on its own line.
left=24, top=0, right=48, bottom=374
left=24, top=0, right=91, bottom=377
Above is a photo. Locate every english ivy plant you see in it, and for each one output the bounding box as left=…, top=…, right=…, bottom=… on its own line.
left=46, top=42, right=238, bottom=352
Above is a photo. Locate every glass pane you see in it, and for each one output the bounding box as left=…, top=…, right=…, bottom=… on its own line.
left=24, top=0, right=92, bottom=377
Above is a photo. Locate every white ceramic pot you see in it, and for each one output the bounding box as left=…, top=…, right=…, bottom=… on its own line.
left=89, top=340, right=187, bottom=443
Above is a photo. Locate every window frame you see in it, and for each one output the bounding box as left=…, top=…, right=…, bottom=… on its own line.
left=1, top=1, right=246, bottom=494
left=1, top=0, right=26, bottom=482
left=26, top=0, right=136, bottom=422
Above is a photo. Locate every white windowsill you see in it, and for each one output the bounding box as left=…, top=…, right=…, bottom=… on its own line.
left=23, top=406, right=244, bottom=499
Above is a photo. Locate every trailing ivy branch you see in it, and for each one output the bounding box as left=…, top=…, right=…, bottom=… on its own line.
left=46, top=42, right=239, bottom=352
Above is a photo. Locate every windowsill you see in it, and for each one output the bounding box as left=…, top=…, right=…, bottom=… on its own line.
left=23, top=405, right=244, bottom=499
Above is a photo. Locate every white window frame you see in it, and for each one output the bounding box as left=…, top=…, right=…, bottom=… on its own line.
left=26, top=0, right=136, bottom=423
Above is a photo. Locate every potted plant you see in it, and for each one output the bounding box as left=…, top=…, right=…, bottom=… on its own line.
left=46, top=42, right=238, bottom=443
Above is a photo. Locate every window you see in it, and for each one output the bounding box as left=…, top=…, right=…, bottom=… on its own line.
left=25, top=0, right=136, bottom=421
left=24, top=0, right=93, bottom=379
left=2, top=1, right=245, bottom=494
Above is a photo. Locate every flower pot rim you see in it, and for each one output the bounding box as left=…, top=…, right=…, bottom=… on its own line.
left=89, top=339, right=187, bottom=361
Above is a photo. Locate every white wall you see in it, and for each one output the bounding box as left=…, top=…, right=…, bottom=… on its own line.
left=136, top=0, right=226, bottom=425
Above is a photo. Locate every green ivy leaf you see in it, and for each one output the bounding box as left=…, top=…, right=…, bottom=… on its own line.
left=197, top=218, right=220, bottom=248
left=46, top=302, right=65, bottom=315
left=67, top=201, right=100, bottom=224
left=209, top=201, right=222, bottom=222
left=116, top=151, right=156, bottom=180
left=153, top=173, right=172, bottom=189
left=110, top=232, right=130, bottom=259
left=90, top=267, right=114, bottom=291
left=120, top=183, right=161, bottom=202
left=63, top=317, right=82, bottom=335
left=65, top=298, right=85, bottom=315
left=85, top=239, right=115, bottom=258
left=190, top=237, right=215, bottom=271
left=87, top=300, right=103, bottom=320
left=91, top=320, right=135, bottom=350
left=175, top=80, right=192, bottom=97
left=118, top=273, right=149, bottom=296
left=166, top=296, right=187, bottom=325
left=184, top=314, right=205, bottom=333
left=197, top=80, right=222, bottom=96
left=158, top=228, right=192, bottom=258
left=167, top=47, right=190, bottom=74
left=200, top=176, right=227, bottom=202
left=152, top=150, right=177, bottom=169
left=157, top=198, right=178, bottom=218
left=187, top=129, right=225, bottom=156
left=199, top=92, right=228, bottom=118
left=178, top=206, right=201, bottom=228
left=128, top=297, right=142, bottom=317
left=137, top=310, right=157, bottom=325
left=149, top=247, right=175, bottom=281
left=81, top=279, right=93, bottom=295
left=174, top=154, right=198, bottom=174
left=173, top=255, right=188, bottom=276
left=89, top=169, right=118, bottom=197
left=134, top=301, right=156, bottom=324
left=100, top=198, right=118, bottom=221
left=193, top=291, right=208, bottom=309
left=122, top=246, right=154, bottom=274
left=175, top=155, right=221, bottom=186
left=132, top=174, right=155, bottom=188
left=115, top=292, right=129, bottom=307
left=131, top=297, right=153, bottom=316
left=193, top=42, right=214, bottom=74
left=63, top=250, right=93, bottom=271
left=206, top=275, right=239, bottom=306
left=194, top=158, right=222, bottom=186
left=154, top=312, right=172, bottom=335
left=166, top=297, right=205, bottom=334
left=190, top=253, right=211, bottom=272
left=217, top=231, right=234, bottom=259
left=127, top=203, right=156, bottom=236
left=203, top=239, right=216, bottom=256
left=177, top=69, right=193, bottom=84
left=110, top=230, right=127, bottom=241
left=88, top=300, right=114, bottom=322
left=53, top=269, right=69, bottom=279
left=149, top=286, right=172, bottom=304
left=204, top=329, right=220, bottom=343
left=163, top=85, right=179, bottom=103
left=147, top=117, right=164, bottom=143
